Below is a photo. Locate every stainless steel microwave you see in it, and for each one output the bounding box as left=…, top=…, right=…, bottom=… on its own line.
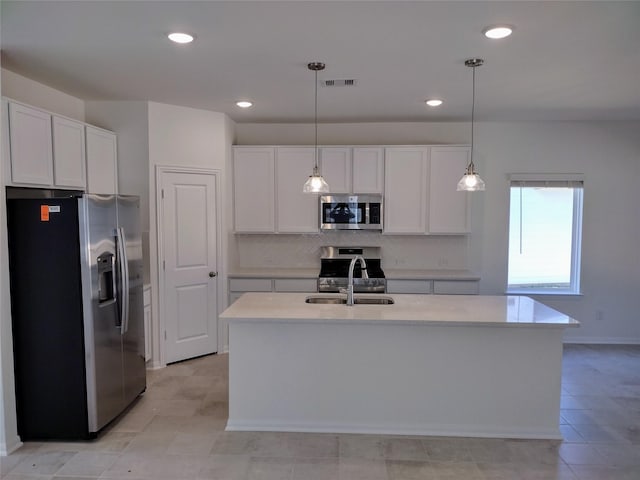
left=320, top=194, right=383, bottom=230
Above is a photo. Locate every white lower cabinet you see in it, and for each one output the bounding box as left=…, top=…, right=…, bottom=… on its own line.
left=387, top=279, right=433, bottom=294
left=387, top=279, right=478, bottom=295
left=433, top=280, right=479, bottom=295
left=274, top=278, right=317, bottom=292
left=228, top=277, right=316, bottom=305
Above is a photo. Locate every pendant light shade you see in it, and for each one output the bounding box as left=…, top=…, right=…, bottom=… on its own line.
left=303, top=62, right=330, bottom=194
left=457, top=58, right=486, bottom=192
left=303, top=166, right=330, bottom=193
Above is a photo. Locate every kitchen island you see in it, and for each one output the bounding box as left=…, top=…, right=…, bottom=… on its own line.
left=221, top=293, right=579, bottom=439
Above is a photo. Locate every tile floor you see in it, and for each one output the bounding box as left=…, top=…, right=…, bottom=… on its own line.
left=1, top=344, right=639, bottom=479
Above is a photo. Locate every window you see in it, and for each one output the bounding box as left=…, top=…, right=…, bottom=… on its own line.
left=507, top=175, right=583, bottom=295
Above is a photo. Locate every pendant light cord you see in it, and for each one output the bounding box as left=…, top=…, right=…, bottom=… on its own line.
left=314, top=68, right=318, bottom=170
left=470, top=64, right=476, bottom=171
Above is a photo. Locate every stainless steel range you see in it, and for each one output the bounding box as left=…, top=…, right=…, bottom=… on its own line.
left=318, top=246, right=386, bottom=293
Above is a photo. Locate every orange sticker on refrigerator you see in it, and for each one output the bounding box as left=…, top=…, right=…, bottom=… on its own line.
left=40, top=205, right=49, bottom=221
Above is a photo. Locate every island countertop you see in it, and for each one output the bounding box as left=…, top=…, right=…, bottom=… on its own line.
left=221, top=292, right=579, bottom=328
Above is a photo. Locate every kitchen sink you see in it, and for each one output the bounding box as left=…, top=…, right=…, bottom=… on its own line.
left=353, top=296, right=394, bottom=305
left=305, top=295, right=394, bottom=305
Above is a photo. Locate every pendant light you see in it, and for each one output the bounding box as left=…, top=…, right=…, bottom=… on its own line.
left=303, top=62, right=330, bottom=194
left=457, top=58, right=486, bottom=192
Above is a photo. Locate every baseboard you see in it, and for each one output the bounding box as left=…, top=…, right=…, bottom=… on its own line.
left=225, top=419, right=562, bottom=440
left=0, top=435, right=23, bottom=457
left=563, top=337, right=640, bottom=345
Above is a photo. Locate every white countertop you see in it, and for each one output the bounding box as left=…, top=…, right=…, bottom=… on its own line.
left=221, top=292, right=579, bottom=328
left=227, top=268, right=479, bottom=280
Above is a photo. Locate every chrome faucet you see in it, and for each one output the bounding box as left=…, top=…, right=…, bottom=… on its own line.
left=340, top=255, right=368, bottom=306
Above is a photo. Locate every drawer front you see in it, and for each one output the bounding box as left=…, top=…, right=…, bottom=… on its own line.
left=433, top=280, right=479, bottom=295
left=274, top=278, right=318, bottom=292
left=229, top=278, right=273, bottom=292
left=386, top=279, right=432, bottom=294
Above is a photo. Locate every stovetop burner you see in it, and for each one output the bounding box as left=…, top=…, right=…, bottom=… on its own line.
left=318, top=246, right=386, bottom=293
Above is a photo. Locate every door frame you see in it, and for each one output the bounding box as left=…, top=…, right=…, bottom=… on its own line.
left=155, top=165, right=223, bottom=367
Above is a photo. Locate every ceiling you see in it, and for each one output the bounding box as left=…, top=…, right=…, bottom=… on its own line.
left=2, top=1, right=639, bottom=123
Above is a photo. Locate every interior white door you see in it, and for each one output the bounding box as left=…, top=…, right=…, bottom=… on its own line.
left=160, top=170, right=218, bottom=363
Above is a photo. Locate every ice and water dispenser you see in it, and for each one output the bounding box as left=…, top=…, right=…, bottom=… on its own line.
left=97, top=252, right=116, bottom=304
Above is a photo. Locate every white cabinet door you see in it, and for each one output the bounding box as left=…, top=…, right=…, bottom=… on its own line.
left=352, top=147, right=384, bottom=193
left=433, top=280, right=479, bottom=295
left=429, top=147, right=471, bottom=234
left=52, top=116, right=86, bottom=189
left=387, top=279, right=432, bottom=294
left=8, top=102, right=54, bottom=185
left=86, top=126, right=117, bottom=194
left=274, top=278, right=317, bottom=292
left=384, top=147, right=429, bottom=234
left=276, top=147, right=318, bottom=233
left=319, top=147, right=384, bottom=194
left=319, top=147, right=351, bottom=194
left=233, top=147, right=275, bottom=232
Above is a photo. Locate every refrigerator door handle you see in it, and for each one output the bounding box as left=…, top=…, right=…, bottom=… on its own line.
left=117, top=227, right=131, bottom=335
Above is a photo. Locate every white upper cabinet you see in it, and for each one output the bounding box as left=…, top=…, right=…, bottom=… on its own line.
left=233, top=146, right=318, bottom=234
left=276, top=147, right=318, bottom=233
left=319, top=147, right=351, bottom=194
left=233, top=147, right=275, bottom=233
left=52, top=116, right=86, bottom=189
left=4, top=99, right=118, bottom=193
left=384, top=147, right=429, bottom=234
left=352, top=147, right=384, bottom=194
left=8, top=102, right=54, bottom=186
left=429, top=146, right=471, bottom=234
left=85, top=126, right=118, bottom=194
left=232, top=145, right=469, bottom=235
left=320, top=147, right=384, bottom=194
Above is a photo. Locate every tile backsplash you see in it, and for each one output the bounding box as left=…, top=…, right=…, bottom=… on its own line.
left=233, top=233, right=469, bottom=271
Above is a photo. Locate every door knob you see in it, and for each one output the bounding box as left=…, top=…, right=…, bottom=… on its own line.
left=209, top=271, right=217, bottom=278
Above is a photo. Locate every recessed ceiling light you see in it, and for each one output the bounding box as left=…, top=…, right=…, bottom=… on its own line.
left=236, top=101, right=253, bottom=108
left=168, top=32, right=194, bottom=44
left=425, top=99, right=443, bottom=107
left=483, top=25, right=513, bottom=39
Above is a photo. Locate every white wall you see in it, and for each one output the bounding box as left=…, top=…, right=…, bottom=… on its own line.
left=235, top=120, right=640, bottom=344
left=475, top=121, right=640, bottom=343
left=0, top=39, right=21, bottom=457
left=2, top=69, right=85, bottom=122
left=237, top=122, right=468, bottom=145
left=147, top=102, right=234, bottom=365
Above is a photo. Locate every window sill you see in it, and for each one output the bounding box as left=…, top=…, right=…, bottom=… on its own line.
left=506, top=289, right=583, bottom=298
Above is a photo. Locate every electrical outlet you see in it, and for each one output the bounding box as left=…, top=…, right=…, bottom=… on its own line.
left=595, top=310, right=604, bottom=321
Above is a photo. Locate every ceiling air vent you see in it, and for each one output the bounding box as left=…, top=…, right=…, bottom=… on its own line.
left=323, top=79, right=357, bottom=87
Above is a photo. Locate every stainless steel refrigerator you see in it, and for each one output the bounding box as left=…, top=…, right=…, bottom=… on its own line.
left=6, top=188, right=146, bottom=440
